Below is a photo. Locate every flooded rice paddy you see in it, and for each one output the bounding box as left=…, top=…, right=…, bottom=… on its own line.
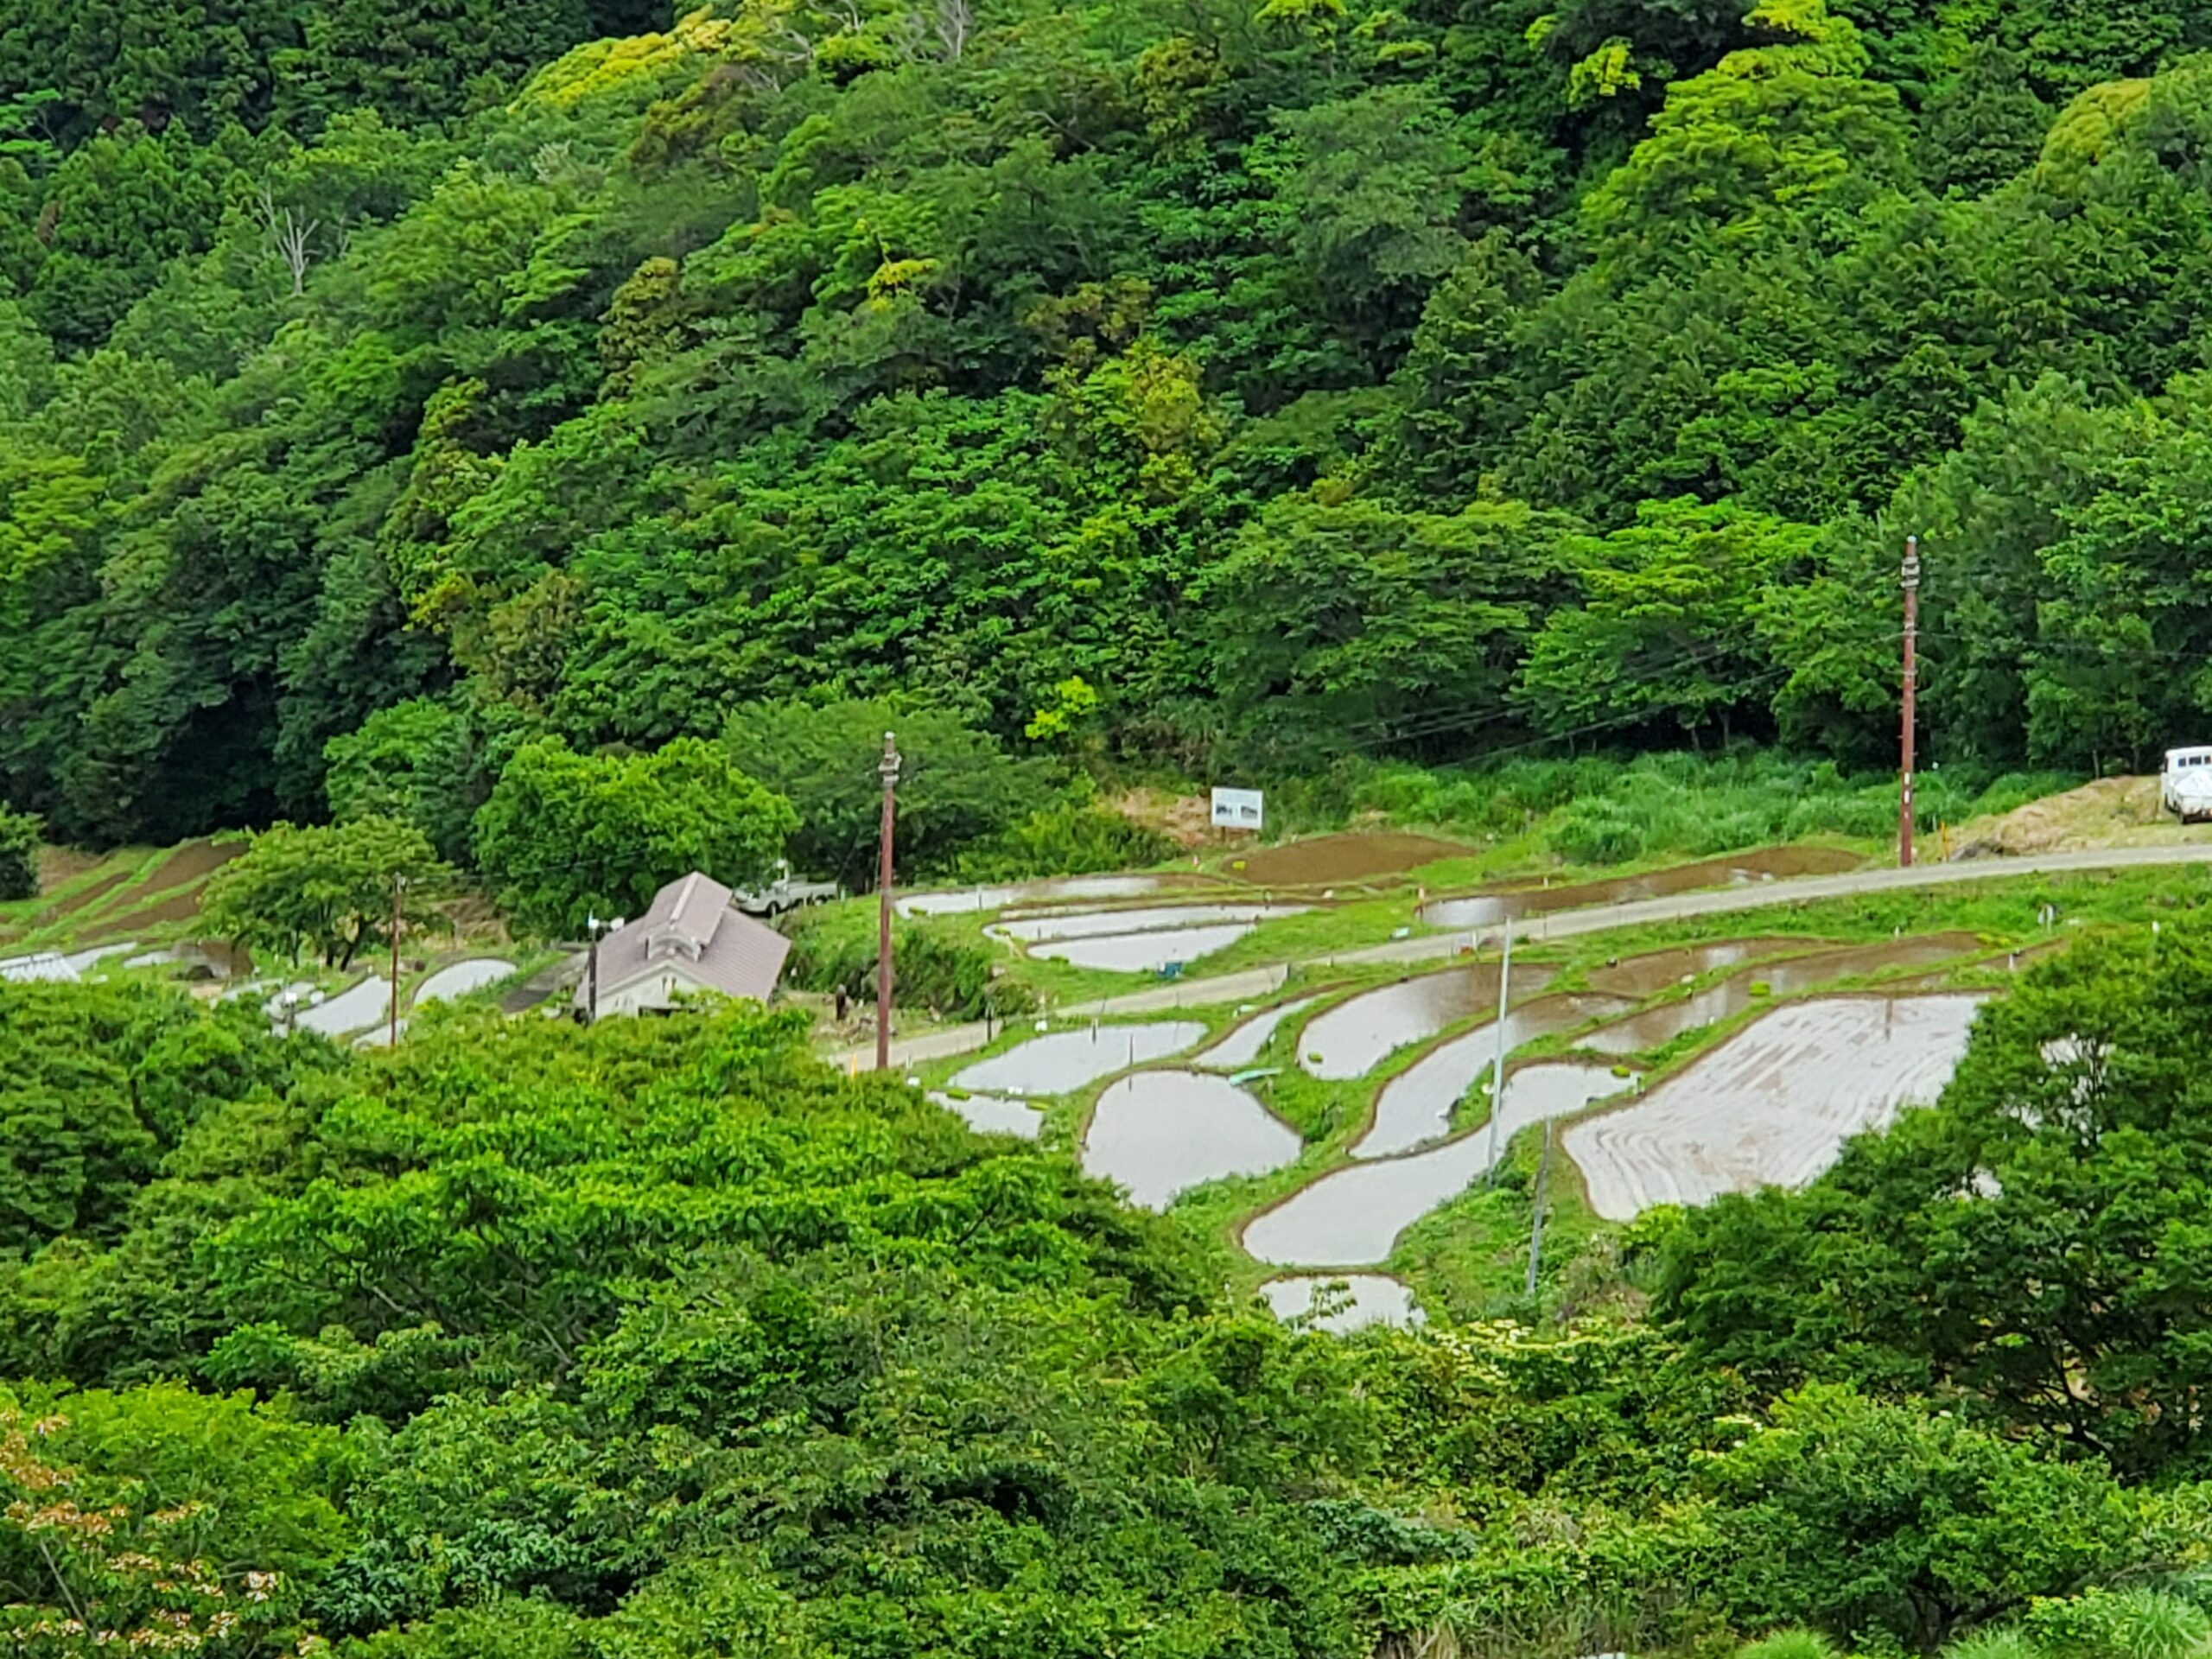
left=1260, top=1274, right=1426, bottom=1332
left=995, top=902, right=1309, bottom=973
left=948, top=1021, right=1206, bottom=1096
left=994, top=903, right=1306, bottom=943
left=1565, top=993, right=1985, bottom=1219
left=1245, top=1061, right=1636, bottom=1266
left=1355, top=994, right=1631, bottom=1158
left=413, top=958, right=517, bottom=1007
left=1580, top=934, right=1982, bottom=1056
left=292, top=975, right=392, bottom=1036
left=1585, top=938, right=1824, bottom=997
left=1196, top=994, right=1326, bottom=1070
left=1083, top=1071, right=1302, bottom=1209
left=1028, top=923, right=1265, bottom=973
left=1226, top=832, right=1472, bottom=888
left=927, top=1092, right=1046, bottom=1139
left=1299, top=961, right=1557, bottom=1081
left=898, top=874, right=1168, bottom=916
left=1419, top=847, right=1866, bottom=931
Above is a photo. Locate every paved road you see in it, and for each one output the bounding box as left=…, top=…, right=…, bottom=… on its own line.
left=1339, top=841, right=2212, bottom=966
left=828, top=842, right=2212, bottom=1070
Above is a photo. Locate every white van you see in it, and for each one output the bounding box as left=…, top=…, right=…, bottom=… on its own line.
left=2162, top=747, right=2212, bottom=821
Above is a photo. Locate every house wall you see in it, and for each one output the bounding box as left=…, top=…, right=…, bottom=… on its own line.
left=596, top=963, right=721, bottom=1019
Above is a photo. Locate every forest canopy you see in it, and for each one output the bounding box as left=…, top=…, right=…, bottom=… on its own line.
left=10, top=0, right=2212, bottom=866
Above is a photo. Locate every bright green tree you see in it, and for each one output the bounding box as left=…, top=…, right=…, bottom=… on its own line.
left=472, top=736, right=796, bottom=937
left=201, top=817, right=446, bottom=969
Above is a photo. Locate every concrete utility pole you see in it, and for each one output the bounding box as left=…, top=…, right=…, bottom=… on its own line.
left=586, top=913, right=603, bottom=1024
left=1484, top=929, right=1512, bottom=1185
left=1900, top=535, right=1921, bottom=869
left=876, top=731, right=902, bottom=1072
left=388, top=874, right=405, bottom=1049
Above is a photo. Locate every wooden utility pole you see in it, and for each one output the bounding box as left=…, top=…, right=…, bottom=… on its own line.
left=387, top=874, right=405, bottom=1048
left=876, top=731, right=901, bottom=1071
left=1899, top=535, right=1921, bottom=868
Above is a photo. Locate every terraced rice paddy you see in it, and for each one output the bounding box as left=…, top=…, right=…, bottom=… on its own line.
left=1418, top=847, right=1866, bottom=932
left=1082, top=1071, right=1300, bottom=1209
left=1245, top=1061, right=1636, bottom=1267
left=1580, top=934, right=1981, bottom=1056
left=1299, top=962, right=1556, bottom=1081
left=927, top=1092, right=1046, bottom=1139
left=1195, top=994, right=1325, bottom=1070
left=948, top=1022, right=1206, bottom=1096
left=1259, top=1274, right=1425, bottom=1332
left=1355, top=994, right=1631, bottom=1158
left=1564, top=994, right=1985, bottom=1219
left=413, top=958, right=517, bottom=1006
left=994, top=903, right=1309, bottom=973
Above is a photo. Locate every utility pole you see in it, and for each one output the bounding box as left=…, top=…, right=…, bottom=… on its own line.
left=388, top=874, right=405, bottom=1048
left=586, top=913, right=602, bottom=1025
left=1899, top=534, right=1921, bottom=869
left=876, top=731, right=901, bottom=1072
left=1484, top=929, right=1512, bottom=1184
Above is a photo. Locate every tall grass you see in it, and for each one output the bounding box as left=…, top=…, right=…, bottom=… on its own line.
left=1344, top=753, right=2081, bottom=868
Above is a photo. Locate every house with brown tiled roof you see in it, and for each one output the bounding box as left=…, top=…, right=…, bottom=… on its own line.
left=575, top=871, right=790, bottom=1020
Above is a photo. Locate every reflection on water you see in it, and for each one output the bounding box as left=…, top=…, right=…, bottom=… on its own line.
left=1585, top=938, right=1822, bottom=997
left=927, top=1092, right=1046, bottom=1139
left=949, top=1021, right=1206, bottom=1096
left=1030, top=923, right=1261, bottom=973
left=1197, top=994, right=1325, bottom=1070
left=1420, top=848, right=1866, bottom=931
left=1083, top=1071, right=1300, bottom=1209
left=1300, top=961, right=1558, bottom=1081
left=994, top=903, right=1306, bottom=943
left=1261, top=1274, right=1426, bottom=1332
left=1244, top=1061, right=1636, bottom=1266
left=414, top=958, right=518, bottom=1007
left=898, top=875, right=1166, bottom=916
left=1355, top=994, right=1630, bottom=1158
left=1581, top=934, right=1981, bottom=1056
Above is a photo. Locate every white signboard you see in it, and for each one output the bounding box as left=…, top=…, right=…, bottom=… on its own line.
left=1211, top=787, right=1264, bottom=831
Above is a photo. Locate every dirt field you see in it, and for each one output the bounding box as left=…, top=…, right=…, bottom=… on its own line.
left=1564, top=993, right=1985, bottom=1219
left=1227, top=831, right=1474, bottom=888
left=1951, top=776, right=2212, bottom=856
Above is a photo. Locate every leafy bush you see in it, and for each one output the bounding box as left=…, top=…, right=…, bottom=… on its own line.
left=780, top=902, right=1033, bottom=1023
left=0, top=805, right=39, bottom=901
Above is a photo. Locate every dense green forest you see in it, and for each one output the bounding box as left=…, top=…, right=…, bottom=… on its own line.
left=10, top=925, right=2212, bottom=1653
left=13, top=0, right=2212, bottom=868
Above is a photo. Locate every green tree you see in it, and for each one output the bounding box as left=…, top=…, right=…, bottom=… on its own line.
left=1662, top=916, right=2212, bottom=1477
left=724, top=697, right=1050, bottom=880
left=472, top=736, right=796, bottom=937
left=201, top=817, right=445, bottom=969
left=1517, top=498, right=1815, bottom=745
left=1699, top=1383, right=2131, bottom=1647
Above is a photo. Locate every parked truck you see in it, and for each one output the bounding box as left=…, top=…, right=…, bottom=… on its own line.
left=2162, top=747, right=2212, bottom=823
left=732, top=861, right=842, bottom=918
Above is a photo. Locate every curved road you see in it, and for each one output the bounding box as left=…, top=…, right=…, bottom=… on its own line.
left=836, top=842, right=2212, bottom=1070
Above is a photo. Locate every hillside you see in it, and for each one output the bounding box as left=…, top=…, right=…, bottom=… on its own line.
left=9, top=0, right=2212, bottom=866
